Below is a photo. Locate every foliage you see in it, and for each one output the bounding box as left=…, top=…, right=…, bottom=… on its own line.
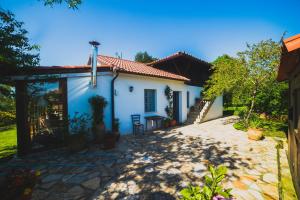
left=204, top=55, right=246, bottom=99
left=134, top=51, right=157, bottom=63
left=0, top=125, right=16, bottom=159
left=180, top=165, right=232, bottom=200
left=113, top=118, right=120, bottom=132
left=0, top=111, right=15, bottom=127
left=0, top=169, right=41, bottom=200
left=88, top=95, right=107, bottom=125
left=42, top=0, right=82, bottom=9
left=254, top=81, right=288, bottom=117
left=68, top=112, right=90, bottom=135
left=203, top=40, right=286, bottom=123
left=164, top=85, right=173, bottom=119
left=223, top=106, right=247, bottom=116
left=0, top=9, right=39, bottom=78
left=233, top=114, right=287, bottom=138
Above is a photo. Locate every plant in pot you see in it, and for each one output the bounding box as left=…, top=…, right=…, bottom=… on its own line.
left=89, top=95, right=108, bottom=143
left=164, top=85, right=176, bottom=126
left=112, top=118, right=120, bottom=141
left=67, top=112, right=89, bottom=152
left=103, top=131, right=117, bottom=150
left=189, top=105, right=195, bottom=112
left=247, top=116, right=264, bottom=141
left=163, top=118, right=170, bottom=128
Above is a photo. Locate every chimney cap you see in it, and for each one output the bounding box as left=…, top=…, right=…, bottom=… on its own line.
left=89, top=40, right=100, bottom=46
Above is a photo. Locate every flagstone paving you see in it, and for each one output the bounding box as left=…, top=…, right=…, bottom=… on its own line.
left=0, top=116, right=283, bottom=200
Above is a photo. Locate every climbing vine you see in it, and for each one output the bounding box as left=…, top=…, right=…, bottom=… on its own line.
left=164, top=85, right=173, bottom=119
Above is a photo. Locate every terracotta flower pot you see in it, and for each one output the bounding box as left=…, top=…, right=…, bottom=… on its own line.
left=114, top=131, right=120, bottom=142
left=170, top=119, right=177, bottom=126
left=103, top=134, right=116, bottom=149
left=247, top=128, right=263, bottom=141
left=94, top=123, right=106, bottom=143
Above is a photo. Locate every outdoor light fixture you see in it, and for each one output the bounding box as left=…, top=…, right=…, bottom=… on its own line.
left=129, top=86, right=134, bottom=92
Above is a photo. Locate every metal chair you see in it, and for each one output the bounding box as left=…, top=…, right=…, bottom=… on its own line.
left=131, top=114, right=144, bottom=135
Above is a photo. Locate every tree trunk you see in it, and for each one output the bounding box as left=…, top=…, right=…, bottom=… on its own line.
left=245, top=88, right=257, bottom=125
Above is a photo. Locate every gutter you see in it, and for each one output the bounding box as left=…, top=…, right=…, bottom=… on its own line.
left=111, top=68, right=119, bottom=130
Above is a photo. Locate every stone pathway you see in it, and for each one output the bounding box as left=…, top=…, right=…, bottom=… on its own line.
left=0, top=117, right=282, bottom=199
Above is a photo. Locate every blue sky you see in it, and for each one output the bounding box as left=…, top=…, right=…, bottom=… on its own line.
left=1, top=0, right=299, bottom=66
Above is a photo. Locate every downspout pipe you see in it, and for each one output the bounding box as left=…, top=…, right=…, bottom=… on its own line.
left=111, top=68, right=119, bottom=131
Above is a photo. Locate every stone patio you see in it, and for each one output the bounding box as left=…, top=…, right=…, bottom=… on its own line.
left=0, top=117, right=282, bottom=199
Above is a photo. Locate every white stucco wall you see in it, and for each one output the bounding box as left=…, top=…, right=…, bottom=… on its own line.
left=67, top=72, right=113, bottom=131
left=114, top=74, right=202, bottom=134
left=66, top=72, right=202, bottom=135
left=202, top=96, right=223, bottom=122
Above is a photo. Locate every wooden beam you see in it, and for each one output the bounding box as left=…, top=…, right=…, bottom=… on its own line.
left=15, top=81, right=31, bottom=156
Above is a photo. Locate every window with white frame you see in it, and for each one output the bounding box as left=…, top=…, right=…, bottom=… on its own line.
left=144, top=89, right=156, bottom=112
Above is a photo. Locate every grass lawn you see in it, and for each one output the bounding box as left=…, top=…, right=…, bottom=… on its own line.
left=0, top=125, right=17, bottom=159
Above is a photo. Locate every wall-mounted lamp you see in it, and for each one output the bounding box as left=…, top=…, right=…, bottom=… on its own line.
left=129, top=86, right=134, bottom=92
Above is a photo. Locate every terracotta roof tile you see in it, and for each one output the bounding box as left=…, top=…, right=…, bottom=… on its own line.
left=97, top=55, right=189, bottom=81
left=277, top=33, right=300, bottom=81
left=284, top=34, right=300, bottom=52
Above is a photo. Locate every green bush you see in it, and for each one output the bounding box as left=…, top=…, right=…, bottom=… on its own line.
left=180, top=165, right=232, bottom=200
left=233, top=113, right=287, bottom=138
left=223, top=106, right=248, bottom=117
left=0, top=111, right=15, bottom=127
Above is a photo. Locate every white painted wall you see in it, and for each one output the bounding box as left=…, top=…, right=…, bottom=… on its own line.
left=202, top=96, right=223, bottom=122
left=66, top=72, right=203, bottom=135
left=67, top=72, right=113, bottom=132
left=114, top=73, right=202, bottom=134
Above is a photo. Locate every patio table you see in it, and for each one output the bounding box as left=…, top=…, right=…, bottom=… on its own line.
left=144, top=115, right=165, bottom=131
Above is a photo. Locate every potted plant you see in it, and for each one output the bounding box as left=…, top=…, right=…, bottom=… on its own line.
left=163, top=118, right=170, bottom=128
left=247, top=117, right=263, bottom=141
left=189, top=105, right=195, bottom=112
left=67, top=112, right=89, bottom=152
left=103, top=131, right=117, bottom=149
left=170, top=119, right=177, bottom=126
left=89, top=95, right=108, bottom=143
left=112, top=118, right=120, bottom=141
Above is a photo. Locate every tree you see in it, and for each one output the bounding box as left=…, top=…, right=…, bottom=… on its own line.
left=0, top=8, right=40, bottom=77
left=134, top=51, right=157, bottom=63
left=204, top=39, right=285, bottom=123
left=203, top=54, right=247, bottom=100
left=0, top=8, right=40, bottom=126
left=42, top=0, right=82, bottom=9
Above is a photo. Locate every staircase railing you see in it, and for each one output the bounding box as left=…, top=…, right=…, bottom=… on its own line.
left=186, top=98, right=215, bottom=124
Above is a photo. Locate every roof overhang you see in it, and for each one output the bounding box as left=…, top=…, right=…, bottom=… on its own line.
left=277, top=34, right=300, bottom=81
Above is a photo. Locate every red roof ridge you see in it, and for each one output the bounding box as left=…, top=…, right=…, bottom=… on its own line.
left=99, top=54, right=145, bottom=65
left=148, top=51, right=210, bottom=66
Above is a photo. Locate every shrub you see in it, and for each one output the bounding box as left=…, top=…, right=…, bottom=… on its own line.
left=0, top=169, right=40, bottom=200
left=233, top=113, right=287, bottom=138
left=180, top=165, right=233, bottom=200
left=68, top=112, right=90, bottom=135
left=88, top=95, right=107, bottom=125
left=0, top=111, right=15, bottom=127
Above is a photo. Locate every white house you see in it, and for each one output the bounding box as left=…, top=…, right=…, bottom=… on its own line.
left=10, top=42, right=223, bottom=154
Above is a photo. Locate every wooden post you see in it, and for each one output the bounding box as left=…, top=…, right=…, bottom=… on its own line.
left=15, top=81, right=31, bottom=156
